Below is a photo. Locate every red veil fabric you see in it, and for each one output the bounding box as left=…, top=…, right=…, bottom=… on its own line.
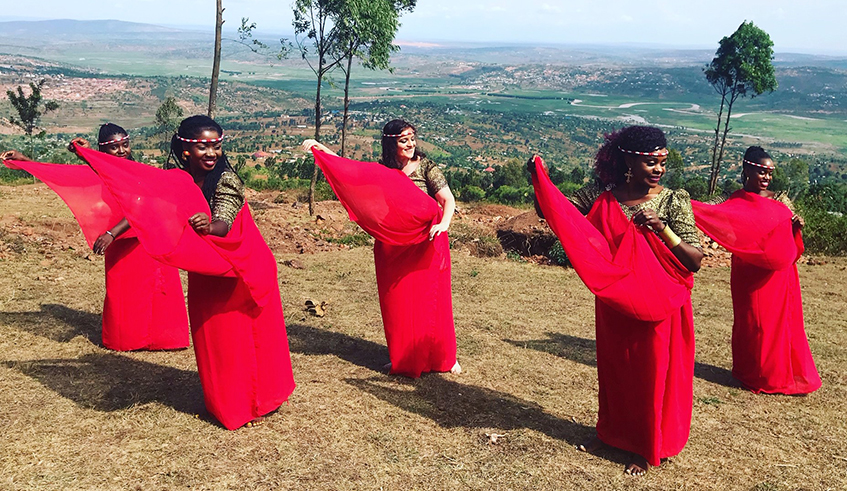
left=75, top=146, right=295, bottom=429
left=692, top=191, right=820, bottom=394
left=313, top=150, right=457, bottom=378
left=531, top=156, right=695, bottom=466
left=3, top=159, right=188, bottom=351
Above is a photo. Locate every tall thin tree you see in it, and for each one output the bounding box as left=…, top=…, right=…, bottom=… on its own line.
left=335, top=0, right=415, bottom=158
left=293, top=0, right=353, bottom=215
left=208, top=0, right=225, bottom=118
left=704, top=21, right=777, bottom=194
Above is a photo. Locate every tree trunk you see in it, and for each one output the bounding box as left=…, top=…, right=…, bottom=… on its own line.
left=308, top=62, right=324, bottom=216
left=340, top=53, right=354, bottom=158
left=708, top=90, right=727, bottom=194
left=208, top=0, right=224, bottom=118
left=711, top=89, right=739, bottom=195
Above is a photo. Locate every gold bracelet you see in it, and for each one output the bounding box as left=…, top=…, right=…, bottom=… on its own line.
left=658, top=226, right=682, bottom=248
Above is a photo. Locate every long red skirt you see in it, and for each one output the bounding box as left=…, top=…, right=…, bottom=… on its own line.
left=374, top=233, right=457, bottom=378
left=730, top=257, right=820, bottom=394
left=187, top=271, right=295, bottom=430
left=595, top=297, right=695, bottom=466
left=102, top=236, right=189, bottom=351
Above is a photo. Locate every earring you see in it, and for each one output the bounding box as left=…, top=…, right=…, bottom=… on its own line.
left=183, top=151, right=190, bottom=158
left=625, top=168, right=633, bottom=183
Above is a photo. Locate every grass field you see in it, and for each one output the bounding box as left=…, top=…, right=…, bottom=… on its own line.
left=0, top=183, right=845, bottom=490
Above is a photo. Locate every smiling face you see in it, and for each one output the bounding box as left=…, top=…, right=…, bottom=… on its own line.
left=100, top=134, right=131, bottom=159
left=183, top=130, right=223, bottom=175
left=394, top=127, right=416, bottom=165
left=625, top=150, right=667, bottom=188
left=743, top=160, right=775, bottom=193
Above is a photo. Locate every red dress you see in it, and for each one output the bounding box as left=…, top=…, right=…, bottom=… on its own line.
left=3, top=159, right=188, bottom=351
left=313, top=150, right=457, bottom=378
left=77, top=146, right=296, bottom=429
left=530, top=157, right=695, bottom=467
left=692, top=191, right=820, bottom=394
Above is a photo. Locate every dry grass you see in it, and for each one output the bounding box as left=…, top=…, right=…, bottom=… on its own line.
left=1, top=184, right=846, bottom=490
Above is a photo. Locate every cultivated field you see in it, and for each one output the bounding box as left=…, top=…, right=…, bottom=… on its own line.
left=0, top=183, right=845, bottom=490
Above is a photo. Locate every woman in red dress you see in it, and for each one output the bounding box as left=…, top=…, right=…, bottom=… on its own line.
left=529, top=125, right=703, bottom=476
left=692, top=146, right=820, bottom=395
left=2, top=124, right=189, bottom=351
left=303, top=119, right=460, bottom=378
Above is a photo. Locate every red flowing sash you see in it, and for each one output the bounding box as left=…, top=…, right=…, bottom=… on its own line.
left=312, top=149, right=440, bottom=245
left=75, top=145, right=277, bottom=308
left=691, top=190, right=803, bottom=270
left=3, top=159, right=134, bottom=248
left=530, top=156, right=692, bottom=321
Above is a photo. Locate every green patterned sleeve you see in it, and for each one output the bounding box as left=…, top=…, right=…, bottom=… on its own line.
left=423, top=159, right=449, bottom=196
left=211, top=171, right=245, bottom=226
left=667, top=189, right=701, bottom=248
left=774, top=191, right=796, bottom=213
left=568, top=180, right=603, bottom=215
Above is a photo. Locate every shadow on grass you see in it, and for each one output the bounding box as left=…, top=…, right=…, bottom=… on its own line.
left=286, top=323, right=387, bottom=373
left=3, top=353, right=203, bottom=415
left=505, top=332, right=739, bottom=388
left=0, top=303, right=101, bottom=345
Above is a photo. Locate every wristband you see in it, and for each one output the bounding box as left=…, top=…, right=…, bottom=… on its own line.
left=658, top=226, right=682, bottom=248
left=105, top=230, right=114, bottom=237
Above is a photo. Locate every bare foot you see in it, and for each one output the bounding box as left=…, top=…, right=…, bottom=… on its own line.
left=624, top=455, right=649, bottom=477
left=244, top=416, right=265, bottom=428
left=450, top=361, right=462, bottom=374
left=577, top=435, right=604, bottom=453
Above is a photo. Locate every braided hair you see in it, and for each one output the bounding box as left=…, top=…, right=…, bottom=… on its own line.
left=379, top=119, right=426, bottom=169
left=594, top=125, right=667, bottom=185
left=167, top=115, right=241, bottom=205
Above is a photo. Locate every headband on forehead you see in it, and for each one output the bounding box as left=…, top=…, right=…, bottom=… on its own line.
left=383, top=130, right=415, bottom=138
left=743, top=158, right=775, bottom=170
left=99, top=135, right=129, bottom=146
left=618, top=146, right=668, bottom=157
left=176, top=133, right=226, bottom=144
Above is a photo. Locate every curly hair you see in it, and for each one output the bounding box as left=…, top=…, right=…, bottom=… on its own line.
left=166, top=115, right=240, bottom=206
left=380, top=119, right=426, bottom=169
left=594, top=125, right=667, bottom=185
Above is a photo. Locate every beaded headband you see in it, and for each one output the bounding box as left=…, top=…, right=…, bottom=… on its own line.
left=383, top=130, right=415, bottom=138
left=743, top=158, right=775, bottom=170
left=175, top=134, right=225, bottom=143
left=618, top=146, right=668, bottom=157
left=99, top=135, right=129, bottom=146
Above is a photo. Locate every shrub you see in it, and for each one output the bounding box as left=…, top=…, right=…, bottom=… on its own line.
left=547, top=239, right=570, bottom=266
left=460, top=185, right=485, bottom=202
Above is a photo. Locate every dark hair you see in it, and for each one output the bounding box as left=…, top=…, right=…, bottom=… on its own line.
left=593, top=125, right=667, bottom=185
left=167, top=114, right=240, bottom=205
left=379, top=119, right=425, bottom=169
left=98, top=123, right=128, bottom=145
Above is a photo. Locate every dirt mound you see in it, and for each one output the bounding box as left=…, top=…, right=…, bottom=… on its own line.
left=463, top=203, right=523, bottom=218
left=496, top=210, right=557, bottom=256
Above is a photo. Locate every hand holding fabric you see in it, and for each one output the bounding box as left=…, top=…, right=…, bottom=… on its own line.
left=632, top=208, right=665, bottom=232
left=189, top=213, right=212, bottom=235
left=93, top=232, right=115, bottom=254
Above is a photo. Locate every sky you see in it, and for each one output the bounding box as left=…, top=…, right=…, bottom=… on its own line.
left=2, top=0, right=847, bottom=55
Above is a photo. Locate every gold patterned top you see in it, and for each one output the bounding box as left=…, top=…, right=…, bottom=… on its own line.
left=407, top=158, right=448, bottom=199
left=211, top=170, right=245, bottom=226
left=569, top=181, right=701, bottom=248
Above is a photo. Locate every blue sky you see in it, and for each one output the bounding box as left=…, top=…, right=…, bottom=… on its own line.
left=2, top=0, right=847, bottom=54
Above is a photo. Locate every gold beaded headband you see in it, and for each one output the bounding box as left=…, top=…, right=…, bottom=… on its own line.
left=743, top=158, right=775, bottom=170
left=99, top=135, right=129, bottom=146
left=618, top=146, right=668, bottom=156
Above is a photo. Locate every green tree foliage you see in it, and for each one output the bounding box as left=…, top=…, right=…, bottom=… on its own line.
left=459, top=185, right=485, bottom=202
left=771, top=158, right=810, bottom=200
left=705, top=21, right=777, bottom=194
left=492, top=159, right=529, bottom=189
left=154, top=97, right=184, bottom=157
left=665, top=148, right=685, bottom=190
left=6, top=79, right=59, bottom=159
left=683, top=175, right=709, bottom=201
